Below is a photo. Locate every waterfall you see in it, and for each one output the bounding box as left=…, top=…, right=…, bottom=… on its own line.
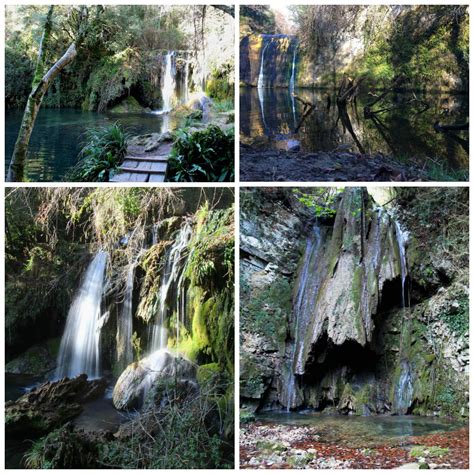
left=149, top=220, right=193, bottom=353
left=394, top=360, right=414, bottom=414
left=394, top=221, right=409, bottom=307
left=290, top=45, right=297, bottom=93
left=56, top=251, right=107, bottom=379
left=257, top=38, right=271, bottom=90
left=293, top=226, right=323, bottom=374
left=289, top=44, right=298, bottom=129
left=117, top=264, right=134, bottom=368
left=286, top=225, right=323, bottom=410
left=184, top=58, right=190, bottom=103
left=161, top=51, right=176, bottom=112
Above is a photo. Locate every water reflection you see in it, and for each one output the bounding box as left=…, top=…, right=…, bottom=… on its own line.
left=5, top=108, right=183, bottom=182
left=240, top=87, right=469, bottom=170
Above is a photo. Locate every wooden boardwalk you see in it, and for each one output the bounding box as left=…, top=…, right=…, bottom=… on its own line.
left=110, top=142, right=173, bottom=182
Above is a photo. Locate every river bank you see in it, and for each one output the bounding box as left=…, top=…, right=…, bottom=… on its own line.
left=240, top=144, right=432, bottom=182
left=240, top=421, right=469, bottom=469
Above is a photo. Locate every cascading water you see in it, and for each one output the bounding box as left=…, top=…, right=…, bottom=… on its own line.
left=149, top=220, right=193, bottom=353
left=286, top=225, right=323, bottom=410
left=394, top=360, right=414, bottom=414
left=290, top=45, right=297, bottom=93
left=257, top=39, right=271, bottom=90
left=394, top=221, right=409, bottom=308
left=184, top=58, right=190, bottom=103
left=162, top=51, right=176, bottom=112
left=56, top=251, right=107, bottom=379
left=257, top=39, right=271, bottom=131
left=293, top=225, right=323, bottom=374
left=289, top=44, right=298, bottom=129
left=117, top=264, right=134, bottom=369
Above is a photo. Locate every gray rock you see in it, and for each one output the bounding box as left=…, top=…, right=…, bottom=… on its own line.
left=112, top=350, right=196, bottom=410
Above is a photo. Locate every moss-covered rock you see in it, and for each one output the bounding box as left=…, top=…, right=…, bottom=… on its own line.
left=6, top=375, right=107, bottom=437
left=6, top=338, right=60, bottom=376
left=109, top=96, right=145, bottom=114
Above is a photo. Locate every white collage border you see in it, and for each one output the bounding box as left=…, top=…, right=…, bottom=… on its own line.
left=0, top=1, right=472, bottom=472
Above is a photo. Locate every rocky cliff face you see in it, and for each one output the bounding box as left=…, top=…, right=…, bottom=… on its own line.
left=240, top=188, right=468, bottom=418
left=240, top=34, right=298, bottom=87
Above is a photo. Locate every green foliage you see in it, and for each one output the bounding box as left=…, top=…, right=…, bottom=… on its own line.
left=177, top=205, right=234, bottom=373
left=98, top=382, right=232, bottom=469
left=293, top=188, right=342, bottom=217
left=24, top=425, right=100, bottom=469
left=239, top=409, right=256, bottom=424
left=410, top=446, right=449, bottom=458
left=5, top=46, right=34, bottom=108
left=206, top=64, right=234, bottom=101
left=242, top=276, right=291, bottom=347
left=440, top=296, right=468, bottom=336
left=240, top=5, right=276, bottom=37
left=69, top=122, right=130, bottom=182
left=131, top=331, right=142, bottom=361
left=85, top=48, right=141, bottom=112
left=212, top=99, right=234, bottom=113
left=167, top=125, right=234, bottom=182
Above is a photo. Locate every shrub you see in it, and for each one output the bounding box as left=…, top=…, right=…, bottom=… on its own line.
left=167, top=125, right=234, bottom=182
left=99, top=380, right=233, bottom=469
left=69, top=123, right=130, bottom=182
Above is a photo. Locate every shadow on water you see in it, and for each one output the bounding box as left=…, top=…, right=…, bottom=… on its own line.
left=257, top=412, right=465, bottom=448
left=5, top=108, right=183, bottom=182
left=240, top=87, right=469, bottom=171
left=5, top=373, right=125, bottom=469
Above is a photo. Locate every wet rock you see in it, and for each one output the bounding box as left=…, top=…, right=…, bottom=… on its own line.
left=128, top=131, right=173, bottom=153
left=286, top=140, right=301, bottom=152
left=5, top=374, right=107, bottom=437
left=6, top=338, right=59, bottom=376
left=112, top=349, right=196, bottom=410
left=109, top=96, right=145, bottom=114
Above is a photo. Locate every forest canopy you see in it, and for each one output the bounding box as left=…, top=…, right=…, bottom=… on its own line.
left=6, top=5, right=235, bottom=110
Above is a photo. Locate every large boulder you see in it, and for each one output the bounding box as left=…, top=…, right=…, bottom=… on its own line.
left=112, top=350, right=196, bottom=410
left=128, top=131, right=173, bottom=152
left=5, top=374, right=107, bottom=437
left=6, top=338, right=60, bottom=377
left=109, top=96, right=145, bottom=114
left=186, top=92, right=213, bottom=117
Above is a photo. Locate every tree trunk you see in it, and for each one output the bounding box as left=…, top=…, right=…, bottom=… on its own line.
left=7, top=43, right=78, bottom=182
left=7, top=5, right=90, bottom=182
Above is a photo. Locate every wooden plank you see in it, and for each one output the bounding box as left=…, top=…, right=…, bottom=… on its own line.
left=136, top=161, right=153, bottom=172
left=122, top=160, right=141, bottom=168
left=110, top=172, right=132, bottom=182
left=119, top=167, right=152, bottom=174
left=128, top=173, right=149, bottom=182
left=125, top=156, right=168, bottom=163
left=148, top=174, right=166, bottom=182
left=149, top=162, right=167, bottom=173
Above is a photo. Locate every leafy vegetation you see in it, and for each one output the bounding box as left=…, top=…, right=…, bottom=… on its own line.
left=5, top=6, right=234, bottom=111
left=293, top=188, right=343, bottom=218
left=294, top=5, right=469, bottom=91
left=68, top=123, right=130, bottom=182
left=167, top=125, right=234, bottom=182
left=440, top=296, right=469, bottom=337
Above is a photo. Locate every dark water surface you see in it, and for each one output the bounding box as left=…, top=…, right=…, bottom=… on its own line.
left=5, top=108, right=181, bottom=182
left=240, top=87, right=469, bottom=171
left=258, top=412, right=465, bottom=448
